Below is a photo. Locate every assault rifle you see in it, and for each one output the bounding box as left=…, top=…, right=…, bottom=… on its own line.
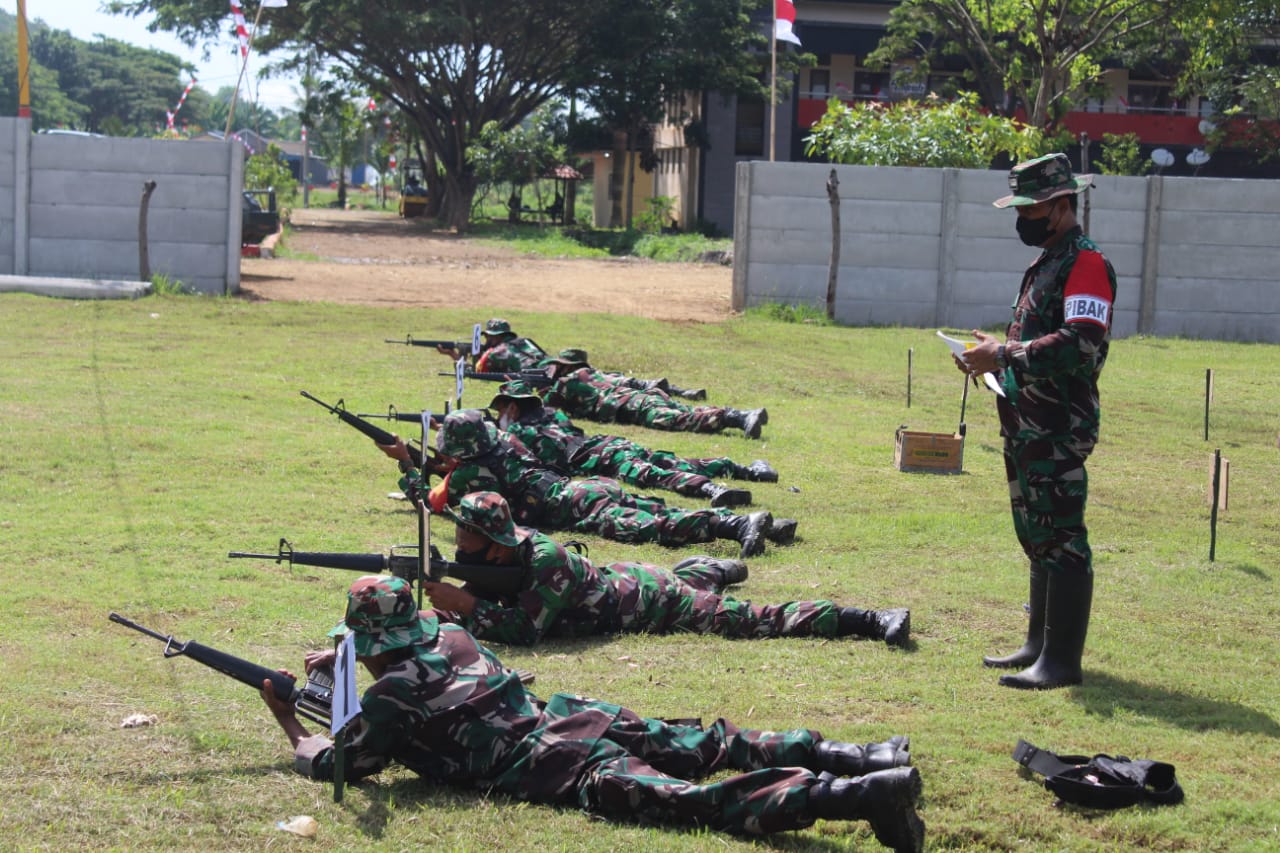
left=301, top=390, right=441, bottom=471
left=228, top=539, right=527, bottom=596
left=108, top=612, right=334, bottom=726
left=356, top=405, right=443, bottom=427
left=439, top=370, right=553, bottom=388
left=386, top=335, right=472, bottom=351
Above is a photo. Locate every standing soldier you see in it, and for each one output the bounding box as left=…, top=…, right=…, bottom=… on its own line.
left=490, top=379, right=777, bottom=508
left=543, top=348, right=769, bottom=439
left=422, top=491, right=910, bottom=647
left=957, top=153, right=1115, bottom=690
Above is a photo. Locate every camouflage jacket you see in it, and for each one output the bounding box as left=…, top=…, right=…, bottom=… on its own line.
left=476, top=337, right=546, bottom=373
left=445, top=436, right=568, bottom=524
left=292, top=619, right=622, bottom=801
left=502, top=408, right=587, bottom=471
left=547, top=367, right=661, bottom=422
left=997, top=226, right=1117, bottom=447
left=459, top=531, right=688, bottom=644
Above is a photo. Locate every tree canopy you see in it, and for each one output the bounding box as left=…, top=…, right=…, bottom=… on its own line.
left=108, top=0, right=780, bottom=230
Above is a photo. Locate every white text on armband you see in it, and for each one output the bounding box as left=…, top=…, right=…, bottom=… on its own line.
left=1065, top=295, right=1111, bottom=326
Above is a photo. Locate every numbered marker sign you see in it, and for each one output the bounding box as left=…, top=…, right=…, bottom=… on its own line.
left=471, top=323, right=483, bottom=356
left=331, top=632, right=361, bottom=734
left=455, top=357, right=466, bottom=402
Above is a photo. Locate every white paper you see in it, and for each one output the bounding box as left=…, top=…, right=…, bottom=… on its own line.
left=936, top=330, right=1005, bottom=397
left=331, top=633, right=361, bottom=733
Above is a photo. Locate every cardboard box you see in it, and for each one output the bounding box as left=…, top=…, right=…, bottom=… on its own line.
left=894, top=428, right=964, bottom=474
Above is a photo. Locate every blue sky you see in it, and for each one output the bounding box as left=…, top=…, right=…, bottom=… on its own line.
left=5, top=0, right=299, bottom=110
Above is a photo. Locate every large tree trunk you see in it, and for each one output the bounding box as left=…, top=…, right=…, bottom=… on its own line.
left=608, top=130, right=627, bottom=227
left=442, top=172, right=479, bottom=232
left=421, top=144, right=444, bottom=219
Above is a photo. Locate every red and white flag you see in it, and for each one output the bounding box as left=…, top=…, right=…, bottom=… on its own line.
left=230, top=0, right=249, bottom=58
left=774, top=0, right=801, bottom=46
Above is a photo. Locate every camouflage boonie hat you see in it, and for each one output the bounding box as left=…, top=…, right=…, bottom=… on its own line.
left=489, top=379, right=544, bottom=411
left=550, top=347, right=589, bottom=366
left=328, top=575, right=424, bottom=656
left=484, top=318, right=514, bottom=336
left=445, top=490, right=532, bottom=547
left=438, top=409, right=498, bottom=459
left=993, top=153, right=1093, bottom=208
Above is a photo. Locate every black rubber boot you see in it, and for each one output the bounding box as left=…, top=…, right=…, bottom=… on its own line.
left=765, top=517, right=798, bottom=543
left=741, top=407, right=768, bottom=439
left=807, top=768, right=925, bottom=853
left=813, top=736, right=911, bottom=775
left=713, top=511, right=772, bottom=558
left=672, top=556, right=749, bottom=586
left=699, top=481, right=753, bottom=508
left=1000, top=571, right=1092, bottom=690
left=838, top=608, right=911, bottom=648
left=984, top=562, right=1047, bottom=669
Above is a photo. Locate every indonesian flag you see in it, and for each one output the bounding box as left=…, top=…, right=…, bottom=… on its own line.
left=775, top=0, right=801, bottom=46
left=228, top=0, right=250, bottom=58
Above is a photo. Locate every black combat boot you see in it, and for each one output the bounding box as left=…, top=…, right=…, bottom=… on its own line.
left=813, top=736, right=911, bottom=775
left=673, top=555, right=749, bottom=586
left=1000, top=571, right=1092, bottom=690
left=838, top=608, right=911, bottom=648
left=713, top=511, right=772, bottom=558
left=723, top=407, right=768, bottom=439
left=808, top=768, right=925, bottom=853
left=740, top=459, right=779, bottom=482
left=669, top=384, right=707, bottom=401
left=765, top=517, right=798, bottom=543
left=984, top=562, right=1047, bottom=669
left=699, top=481, right=753, bottom=508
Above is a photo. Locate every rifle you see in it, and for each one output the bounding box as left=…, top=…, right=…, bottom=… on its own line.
left=301, top=390, right=433, bottom=470
left=386, top=335, right=472, bottom=352
left=228, top=539, right=528, bottom=597
left=108, top=612, right=334, bottom=727
left=440, top=370, right=552, bottom=388
left=356, top=405, right=443, bottom=427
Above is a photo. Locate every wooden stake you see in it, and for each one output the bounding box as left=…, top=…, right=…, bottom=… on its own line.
left=1204, top=368, right=1213, bottom=441
left=1209, top=449, right=1221, bottom=562
left=906, top=348, right=913, bottom=409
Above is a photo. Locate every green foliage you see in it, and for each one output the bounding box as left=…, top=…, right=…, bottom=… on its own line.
left=148, top=273, right=188, bottom=295
left=3, top=298, right=1278, bottom=851
left=1097, top=132, right=1150, bottom=176
left=470, top=103, right=568, bottom=218
left=633, top=195, right=675, bottom=234
left=244, top=143, right=299, bottom=206
left=804, top=91, right=1043, bottom=168
left=746, top=302, right=834, bottom=325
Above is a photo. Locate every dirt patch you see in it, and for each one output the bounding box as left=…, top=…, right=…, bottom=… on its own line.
left=238, top=207, right=733, bottom=323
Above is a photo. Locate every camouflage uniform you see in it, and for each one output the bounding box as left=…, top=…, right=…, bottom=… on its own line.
left=543, top=349, right=767, bottom=438
left=441, top=492, right=908, bottom=646
left=473, top=318, right=548, bottom=373
left=422, top=410, right=778, bottom=558
left=494, top=383, right=770, bottom=503
left=290, top=576, right=923, bottom=844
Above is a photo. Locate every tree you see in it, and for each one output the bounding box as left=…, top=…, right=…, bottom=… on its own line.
left=868, top=0, right=1197, bottom=128
left=107, top=0, right=777, bottom=231
left=804, top=91, right=1043, bottom=167
left=470, top=103, right=567, bottom=222
left=303, top=83, right=366, bottom=209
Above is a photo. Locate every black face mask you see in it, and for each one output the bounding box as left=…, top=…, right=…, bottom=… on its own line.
left=454, top=546, right=492, bottom=565
left=1016, top=212, right=1056, bottom=247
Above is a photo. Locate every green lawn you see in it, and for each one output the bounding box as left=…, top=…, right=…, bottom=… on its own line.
left=1, top=295, right=1277, bottom=852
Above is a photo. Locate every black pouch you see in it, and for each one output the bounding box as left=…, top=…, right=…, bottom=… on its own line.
left=1013, top=739, right=1184, bottom=809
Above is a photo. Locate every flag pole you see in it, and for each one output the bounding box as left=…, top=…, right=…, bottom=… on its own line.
left=769, top=0, right=778, bottom=162
left=225, top=2, right=266, bottom=137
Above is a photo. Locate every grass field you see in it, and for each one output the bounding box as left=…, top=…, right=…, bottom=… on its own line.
left=1, top=295, right=1278, bottom=852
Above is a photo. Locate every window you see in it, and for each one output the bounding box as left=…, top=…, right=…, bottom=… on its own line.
left=735, top=97, right=765, bottom=156
left=1127, top=83, right=1177, bottom=114
left=809, top=69, right=830, bottom=98
left=854, top=71, right=889, bottom=98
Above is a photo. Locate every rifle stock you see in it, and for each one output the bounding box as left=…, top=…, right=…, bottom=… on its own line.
left=108, top=612, right=334, bottom=727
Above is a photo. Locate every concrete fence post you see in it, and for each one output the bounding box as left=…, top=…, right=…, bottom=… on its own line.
left=1138, top=174, right=1163, bottom=335
left=934, top=167, right=959, bottom=327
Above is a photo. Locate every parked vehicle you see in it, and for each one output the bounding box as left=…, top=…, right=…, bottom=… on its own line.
left=242, top=189, right=280, bottom=244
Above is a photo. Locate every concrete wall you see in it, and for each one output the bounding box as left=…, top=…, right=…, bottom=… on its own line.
left=732, top=161, right=1280, bottom=343
left=0, top=119, right=243, bottom=295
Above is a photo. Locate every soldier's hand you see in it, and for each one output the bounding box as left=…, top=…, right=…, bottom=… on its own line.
left=261, top=671, right=298, bottom=722
left=375, top=435, right=412, bottom=462
left=304, top=649, right=337, bottom=674
left=960, top=330, right=1001, bottom=375
left=423, top=581, right=478, bottom=616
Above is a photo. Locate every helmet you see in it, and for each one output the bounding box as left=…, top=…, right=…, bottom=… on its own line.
left=327, top=575, right=424, bottom=656
left=484, top=318, right=514, bottom=336
left=438, top=409, right=498, bottom=459
left=489, top=379, right=544, bottom=411
left=551, top=347, right=588, bottom=366
left=445, top=491, right=532, bottom=547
